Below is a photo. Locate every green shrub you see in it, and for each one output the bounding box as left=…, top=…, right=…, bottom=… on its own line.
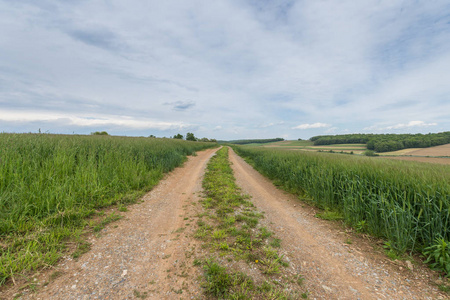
left=363, top=150, right=378, bottom=156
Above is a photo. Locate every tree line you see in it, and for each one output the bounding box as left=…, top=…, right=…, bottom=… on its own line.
left=172, top=132, right=217, bottom=142
left=309, top=132, right=450, bottom=152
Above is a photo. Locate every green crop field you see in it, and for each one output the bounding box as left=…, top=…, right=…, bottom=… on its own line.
left=233, top=146, right=450, bottom=268
left=263, top=140, right=314, bottom=147
left=0, top=133, right=216, bottom=284
left=246, top=140, right=367, bottom=154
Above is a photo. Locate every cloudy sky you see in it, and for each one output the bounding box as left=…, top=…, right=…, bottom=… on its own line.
left=1, top=1, right=449, bottom=140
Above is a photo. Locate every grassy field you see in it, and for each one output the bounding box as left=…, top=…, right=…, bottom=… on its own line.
left=0, top=133, right=216, bottom=285
left=250, top=140, right=450, bottom=164
left=250, top=140, right=367, bottom=154
left=263, top=140, right=314, bottom=147
left=233, top=145, right=450, bottom=275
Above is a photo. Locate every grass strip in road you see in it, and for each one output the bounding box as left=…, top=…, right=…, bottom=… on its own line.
left=195, top=147, right=308, bottom=299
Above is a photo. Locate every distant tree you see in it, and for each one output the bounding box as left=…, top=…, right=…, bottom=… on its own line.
left=173, top=133, right=183, bottom=139
left=149, top=135, right=156, bottom=138
left=91, top=131, right=109, bottom=135
left=199, top=137, right=210, bottom=142
left=186, top=132, right=197, bottom=141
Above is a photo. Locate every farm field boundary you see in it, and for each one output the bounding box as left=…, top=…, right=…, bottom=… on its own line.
left=255, top=140, right=367, bottom=154
left=379, top=143, right=450, bottom=165
left=380, top=143, right=450, bottom=157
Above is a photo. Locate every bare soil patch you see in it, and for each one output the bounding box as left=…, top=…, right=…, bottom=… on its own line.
left=381, top=144, right=450, bottom=157
left=407, top=143, right=450, bottom=157
left=380, top=148, right=421, bottom=156
left=381, top=144, right=450, bottom=165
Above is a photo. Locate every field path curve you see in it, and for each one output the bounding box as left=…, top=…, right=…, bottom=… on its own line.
left=228, top=148, right=445, bottom=300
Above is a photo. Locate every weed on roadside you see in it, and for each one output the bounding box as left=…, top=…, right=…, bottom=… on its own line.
left=315, top=209, right=344, bottom=221
left=133, top=289, right=148, bottom=298
left=92, top=212, right=122, bottom=233
left=72, top=241, right=91, bottom=260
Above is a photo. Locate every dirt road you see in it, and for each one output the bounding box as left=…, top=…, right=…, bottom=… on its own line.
left=2, top=147, right=447, bottom=299
left=2, top=148, right=218, bottom=300
left=228, top=148, right=446, bottom=300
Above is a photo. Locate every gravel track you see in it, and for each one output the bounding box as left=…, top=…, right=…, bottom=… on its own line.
left=228, top=148, right=447, bottom=300
left=1, top=148, right=218, bottom=300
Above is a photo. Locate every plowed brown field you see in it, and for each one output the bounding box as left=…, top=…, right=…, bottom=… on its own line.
left=384, top=144, right=450, bottom=165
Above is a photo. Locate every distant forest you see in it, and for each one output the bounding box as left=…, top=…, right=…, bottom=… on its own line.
left=221, top=138, right=284, bottom=145
left=310, top=132, right=450, bottom=152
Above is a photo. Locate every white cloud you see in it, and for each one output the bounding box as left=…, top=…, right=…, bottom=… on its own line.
left=292, top=123, right=331, bottom=130
left=364, top=121, right=438, bottom=131
left=325, top=127, right=339, bottom=134
left=258, top=121, right=285, bottom=128
left=0, top=110, right=190, bottom=131
left=387, top=121, right=437, bottom=130
left=0, top=1, right=449, bottom=139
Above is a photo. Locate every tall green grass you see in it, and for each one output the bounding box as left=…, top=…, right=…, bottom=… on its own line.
left=0, top=133, right=216, bottom=284
left=233, top=146, right=450, bottom=256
